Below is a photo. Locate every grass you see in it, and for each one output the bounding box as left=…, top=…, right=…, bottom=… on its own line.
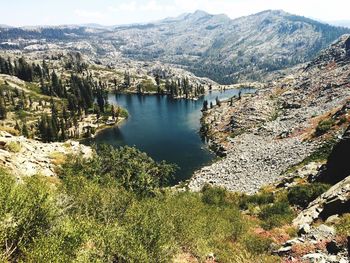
left=5, top=141, right=21, bottom=153
left=229, top=128, right=246, bottom=138
left=259, top=200, right=295, bottom=230
left=26, top=82, right=41, bottom=94
left=49, top=151, right=67, bottom=166
left=141, top=79, right=158, bottom=92
left=0, top=125, right=20, bottom=136
left=336, top=213, right=350, bottom=236
left=0, top=168, right=280, bottom=262
left=287, top=183, right=331, bottom=208
left=315, top=118, right=335, bottom=136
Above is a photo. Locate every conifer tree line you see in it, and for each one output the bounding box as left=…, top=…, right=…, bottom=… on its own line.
left=0, top=55, right=46, bottom=82
left=163, top=77, right=205, bottom=98
left=119, top=71, right=206, bottom=98
left=0, top=55, right=122, bottom=142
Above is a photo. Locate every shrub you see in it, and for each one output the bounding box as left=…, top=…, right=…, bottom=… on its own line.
left=5, top=141, right=21, bottom=153
left=243, top=234, right=273, bottom=255
left=60, top=145, right=177, bottom=197
left=0, top=147, right=291, bottom=261
left=0, top=126, right=20, bottom=136
left=287, top=183, right=330, bottom=208
left=0, top=172, right=58, bottom=261
left=336, top=213, right=350, bottom=236
left=49, top=151, right=67, bottom=165
left=201, top=184, right=227, bottom=206
left=301, top=139, right=336, bottom=163
left=259, top=200, right=294, bottom=229
left=239, top=191, right=274, bottom=210
left=315, top=118, right=334, bottom=136
left=338, top=116, right=347, bottom=125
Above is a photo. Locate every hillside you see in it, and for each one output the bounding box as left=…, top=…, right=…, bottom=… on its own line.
left=191, top=34, right=350, bottom=193
left=1, top=10, right=349, bottom=84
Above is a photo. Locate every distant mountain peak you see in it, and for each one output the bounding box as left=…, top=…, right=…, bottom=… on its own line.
left=183, top=10, right=212, bottom=21
left=260, top=9, right=287, bottom=14
left=192, top=10, right=210, bottom=17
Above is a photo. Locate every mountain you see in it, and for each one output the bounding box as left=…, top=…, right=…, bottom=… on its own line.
left=190, top=34, right=350, bottom=193
left=110, top=10, right=350, bottom=83
left=0, top=10, right=349, bottom=84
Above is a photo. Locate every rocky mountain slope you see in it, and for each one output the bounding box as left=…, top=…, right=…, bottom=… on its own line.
left=1, top=10, right=349, bottom=84
left=0, top=131, right=91, bottom=177
left=189, top=34, right=350, bottom=193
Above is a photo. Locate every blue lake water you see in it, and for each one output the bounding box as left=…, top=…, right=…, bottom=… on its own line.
left=90, top=89, right=254, bottom=183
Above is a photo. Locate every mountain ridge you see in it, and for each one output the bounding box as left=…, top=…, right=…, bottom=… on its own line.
left=1, top=10, right=349, bottom=84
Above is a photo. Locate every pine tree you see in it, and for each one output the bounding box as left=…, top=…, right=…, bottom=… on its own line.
left=14, top=121, right=21, bottom=132
left=202, top=100, right=208, bottom=111
left=60, top=119, right=66, bottom=141
left=111, top=105, right=116, bottom=120
left=0, top=99, right=7, bottom=120
left=38, top=115, right=48, bottom=142
left=155, top=75, right=161, bottom=94
left=216, top=96, right=221, bottom=107
left=22, top=122, right=29, bottom=138
left=51, top=71, right=63, bottom=97
left=124, top=71, right=130, bottom=88
left=42, top=60, right=49, bottom=80
left=96, top=89, right=105, bottom=113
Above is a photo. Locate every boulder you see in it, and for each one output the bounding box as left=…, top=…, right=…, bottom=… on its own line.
left=273, top=246, right=292, bottom=256
left=293, top=175, right=350, bottom=226
left=316, top=224, right=336, bottom=237
left=325, top=214, right=340, bottom=224
left=298, top=224, right=311, bottom=235
left=302, top=253, right=327, bottom=263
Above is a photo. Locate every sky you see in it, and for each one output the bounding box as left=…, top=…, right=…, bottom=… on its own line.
left=1, top=0, right=350, bottom=27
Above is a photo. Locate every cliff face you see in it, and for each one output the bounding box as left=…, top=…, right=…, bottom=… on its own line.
left=189, top=35, right=350, bottom=193
left=315, top=125, right=350, bottom=185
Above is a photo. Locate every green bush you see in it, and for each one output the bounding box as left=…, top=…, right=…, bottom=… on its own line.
left=60, top=144, right=177, bottom=197
left=239, top=191, right=274, bottom=210
left=287, top=183, right=330, bottom=208
left=5, top=141, right=21, bottom=153
left=201, top=184, right=227, bottom=206
left=0, top=148, right=280, bottom=262
left=259, top=200, right=294, bottom=229
left=0, top=171, right=58, bottom=261
left=315, top=118, right=334, bottom=136
left=336, top=213, right=350, bottom=236
left=243, top=234, right=273, bottom=255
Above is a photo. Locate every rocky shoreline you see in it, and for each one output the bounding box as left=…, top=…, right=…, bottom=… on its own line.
left=189, top=35, right=350, bottom=194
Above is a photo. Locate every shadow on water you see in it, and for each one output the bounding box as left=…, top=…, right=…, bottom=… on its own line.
left=87, top=89, right=255, bottom=184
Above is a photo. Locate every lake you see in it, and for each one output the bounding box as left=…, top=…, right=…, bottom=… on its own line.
left=89, top=89, right=254, bottom=183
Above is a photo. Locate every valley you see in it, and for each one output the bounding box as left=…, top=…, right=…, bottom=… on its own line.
left=0, top=7, right=350, bottom=263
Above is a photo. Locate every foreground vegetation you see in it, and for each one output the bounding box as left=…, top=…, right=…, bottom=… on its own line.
left=0, top=145, right=283, bottom=262
left=0, top=145, right=334, bottom=262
